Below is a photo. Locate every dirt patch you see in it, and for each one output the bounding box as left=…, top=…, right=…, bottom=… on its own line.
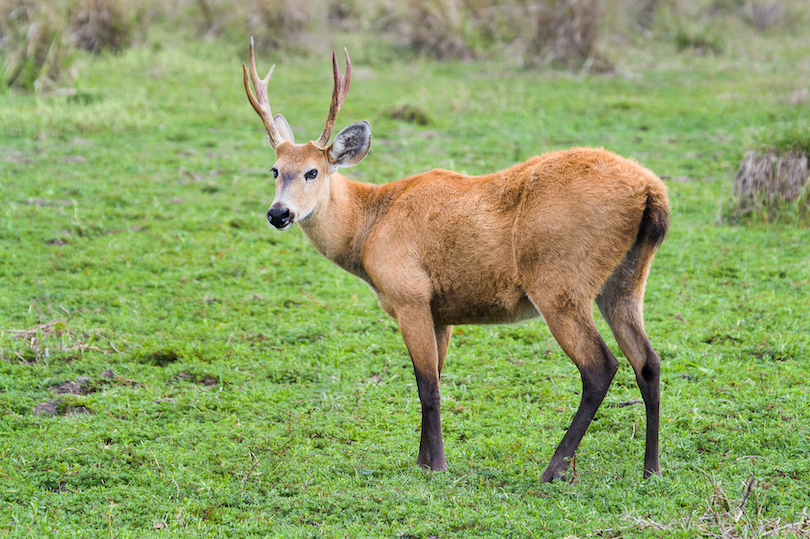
left=49, top=380, right=82, bottom=395
left=34, top=399, right=91, bottom=416
left=32, top=369, right=131, bottom=416
left=177, top=372, right=219, bottom=387
left=139, top=349, right=180, bottom=367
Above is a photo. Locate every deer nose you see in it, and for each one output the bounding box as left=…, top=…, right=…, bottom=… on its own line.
left=267, top=206, right=293, bottom=229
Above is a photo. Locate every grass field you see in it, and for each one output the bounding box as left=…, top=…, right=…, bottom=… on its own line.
left=1, top=17, right=810, bottom=539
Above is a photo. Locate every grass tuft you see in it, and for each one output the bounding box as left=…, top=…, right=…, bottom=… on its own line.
left=728, top=122, right=810, bottom=224
left=388, top=104, right=431, bottom=126
left=674, top=25, right=725, bottom=55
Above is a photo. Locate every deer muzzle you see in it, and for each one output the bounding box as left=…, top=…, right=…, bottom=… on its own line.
left=267, top=204, right=294, bottom=229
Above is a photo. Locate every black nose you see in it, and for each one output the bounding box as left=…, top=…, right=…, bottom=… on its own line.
left=267, top=206, right=292, bottom=228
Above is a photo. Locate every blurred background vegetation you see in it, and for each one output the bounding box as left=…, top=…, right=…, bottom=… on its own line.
left=1, top=0, right=807, bottom=92
left=2, top=0, right=808, bottom=221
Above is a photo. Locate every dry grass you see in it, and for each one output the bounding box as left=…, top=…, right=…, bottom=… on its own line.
left=2, top=0, right=808, bottom=90
left=404, top=0, right=476, bottom=59
left=251, top=0, right=313, bottom=50
left=731, top=150, right=810, bottom=223
left=525, top=0, right=609, bottom=69
left=1, top=0, right=72, bottom=90
left=742, top=0, right=787, bottom=30
left=85, top=0, right=615, bottom=66
left=69, top=0, right=133, bottom=53
left=689, top=472, right=810, bottom=538
left=4, top=319, right=122, bottom=362
left=618, top=474, right=810, bottom=538
left=392, top=0, right=610, bottom=66
left=192, top=0, right=313, bottom=48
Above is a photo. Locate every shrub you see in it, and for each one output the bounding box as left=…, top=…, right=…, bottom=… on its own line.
left=1, top=0, right=136, bottom=92
left=742, top=0, right=786, bottom=30
left=251, top=0, right=312, bottom=49
left=526, top=0, right=608, bottom=68
left=391, top=0, right=609, bottom=67
left=69, top=0, right=133, bottom=53
left=674, top=25, right=724, bottom=55
left=187, top=0, right=318, bottom=54
left=404, top=0, right=476, bottom=59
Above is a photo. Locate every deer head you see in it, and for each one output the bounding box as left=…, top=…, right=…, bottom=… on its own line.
left=243, top=37, right=372, bottom=230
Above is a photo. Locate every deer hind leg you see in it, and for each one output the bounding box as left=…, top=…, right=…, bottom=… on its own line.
left=596, top=247, right=661, bottom=478
left=396, top=306, right=447, bottom=471
left=435, top=324, right=453, bottom=376
left=529, top=289, right=619, bottom=483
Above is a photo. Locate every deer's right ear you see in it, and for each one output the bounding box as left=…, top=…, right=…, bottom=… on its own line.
left=273, top=114, right=295, bottom=144
left=328, top=120, right=371, bottom=168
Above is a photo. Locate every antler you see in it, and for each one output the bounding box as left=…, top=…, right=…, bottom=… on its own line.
left=243, top=37, right=286, bottom=148
left=314, top=48, right=352, bottom=149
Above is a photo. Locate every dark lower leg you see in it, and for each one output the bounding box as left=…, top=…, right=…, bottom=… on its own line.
left=637, top=342, right=661, bottom=478
left=596, top=296, right=662, bottom=479
left=414, top=371, right=446, bottom=471
left=541, top=343, right=618, bottom=483
left=416, top=407, right=431, bottom=468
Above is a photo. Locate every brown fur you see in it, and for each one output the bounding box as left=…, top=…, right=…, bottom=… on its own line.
left=271, top=144, right=669, bottom=480
left=245, top=46, right=669, bottom=482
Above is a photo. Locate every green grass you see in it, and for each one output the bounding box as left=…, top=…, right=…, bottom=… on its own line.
left=2, top=27, right=810, bottom=539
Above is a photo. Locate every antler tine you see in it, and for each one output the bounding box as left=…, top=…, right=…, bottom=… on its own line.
left=243, top=37, right=285, bottom=148
left=314, top=47, right=352, bottom=149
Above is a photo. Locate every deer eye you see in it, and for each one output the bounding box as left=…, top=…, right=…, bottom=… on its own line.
left=304, top=169, right=318, bottom=181
left=271, top=167, right=279, bottom=179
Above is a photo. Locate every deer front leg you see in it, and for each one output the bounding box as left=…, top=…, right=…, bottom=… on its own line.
left=397, top=306, right=446, bottom=471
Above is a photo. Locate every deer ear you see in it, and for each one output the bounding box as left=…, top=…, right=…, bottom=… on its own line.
left=273, top=114, right=295, bottom=144
left=328, top=120, right=371, bottom=168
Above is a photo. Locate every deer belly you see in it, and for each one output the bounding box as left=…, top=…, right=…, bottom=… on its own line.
left=429, top=288, right=539, bottom=326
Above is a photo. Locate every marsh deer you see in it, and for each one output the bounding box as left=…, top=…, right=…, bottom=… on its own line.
left=242, top=38, right=669, bottom=482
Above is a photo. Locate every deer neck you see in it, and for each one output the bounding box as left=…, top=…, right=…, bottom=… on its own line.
left=297, top=173, right=375, bottom=280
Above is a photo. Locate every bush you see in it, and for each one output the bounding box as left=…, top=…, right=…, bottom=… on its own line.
left=673, top=25, right=724, bottom=55
left=742, top=0, right=786, bottom=30
left=251, top=0, right=312, bottom=50
left=524, top=0, right=608, bottom=69
left=69, top=0, right=133, bottom=53
left=0, top=0, right=620, bottom=83
left=404, top=0, right=476, bottom=59
left=391, top=0, right=609, bottom=67
left=1, top=0, right=136, bottom=92
left=191, top=0, right=308, bottom=41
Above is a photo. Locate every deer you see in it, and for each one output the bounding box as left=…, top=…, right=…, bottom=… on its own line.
left=242, top=37, right=669, bottom=482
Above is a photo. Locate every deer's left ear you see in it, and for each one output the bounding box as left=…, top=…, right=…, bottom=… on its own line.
left=328, top=120, right=371, bottom=168
left=273, top=114, right=295, bottom=144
